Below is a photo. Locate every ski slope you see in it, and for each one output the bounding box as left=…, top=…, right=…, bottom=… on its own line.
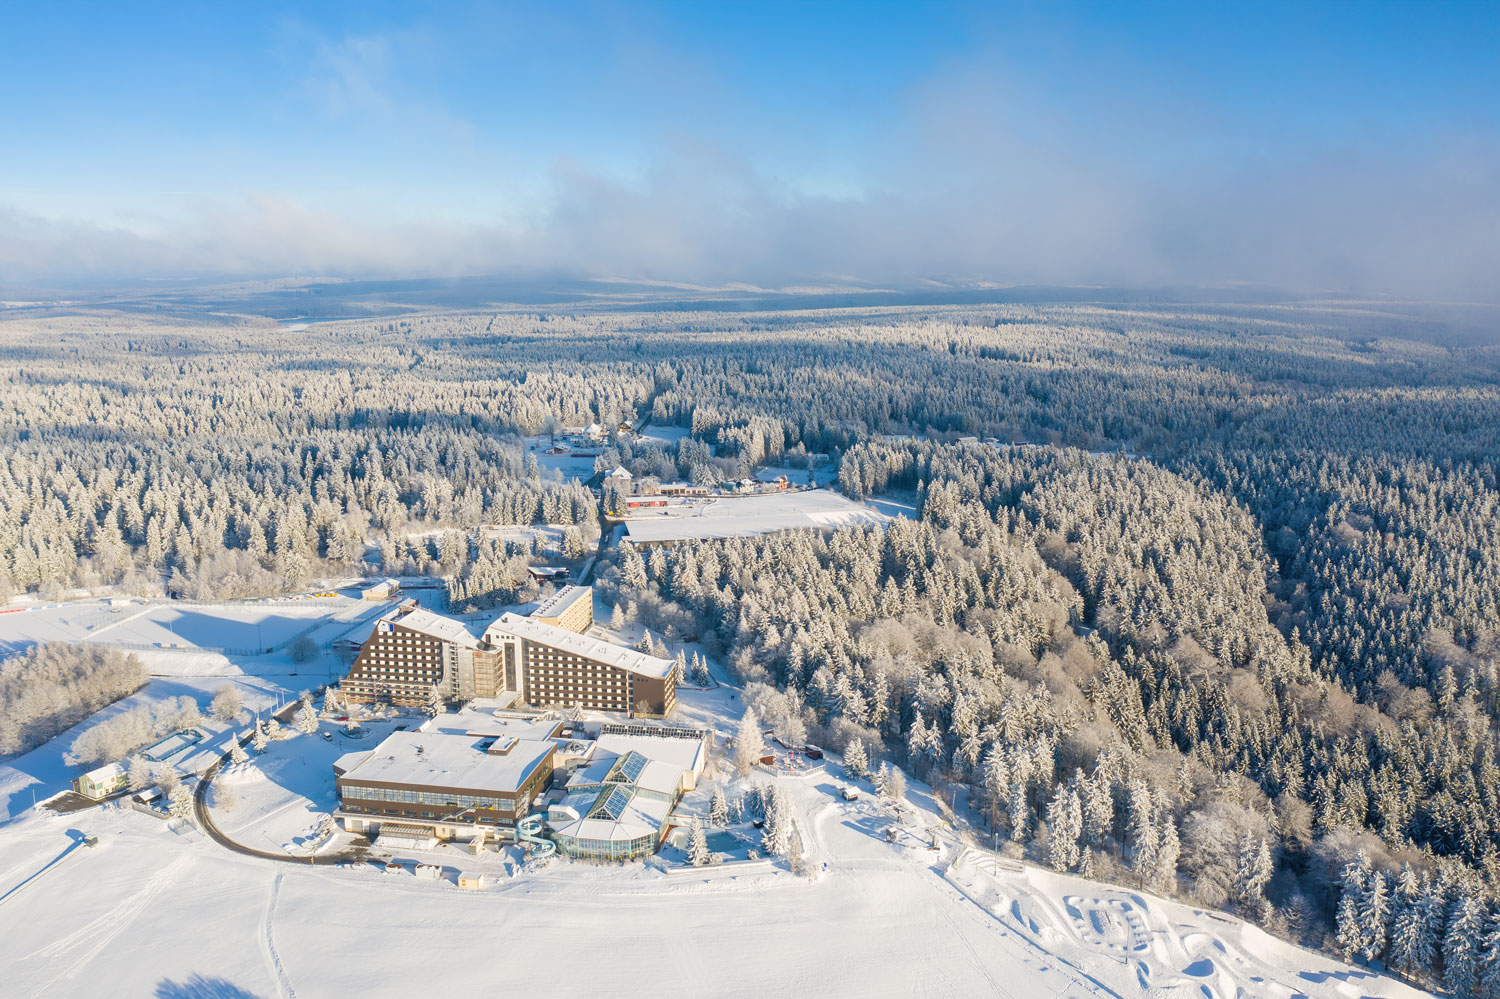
left=0, top=757, right=1434, bottom=999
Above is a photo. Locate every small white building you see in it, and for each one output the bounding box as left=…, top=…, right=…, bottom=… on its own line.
left=606, top=466, right=632, bottom=482
left=361, top=578, right=401, bottom=601
left=74, top=762, right=128, bottom=800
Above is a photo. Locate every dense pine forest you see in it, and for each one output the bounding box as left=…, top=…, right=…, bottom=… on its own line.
left=4, top=301, right=1500, bottom=991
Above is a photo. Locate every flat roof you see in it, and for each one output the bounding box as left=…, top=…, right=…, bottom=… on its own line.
left=485, top=613, right=674, bottom=679
left=339, top=731, right=553, bottom=793
left=594, top=732, right=704, bottom=775
left=421, top=708, right=568, bottom=742
left=621, top=489, right=888, bottom=545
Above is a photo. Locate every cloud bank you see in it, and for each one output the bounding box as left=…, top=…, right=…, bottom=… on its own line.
left=3, top=38, right=1497, bottom=301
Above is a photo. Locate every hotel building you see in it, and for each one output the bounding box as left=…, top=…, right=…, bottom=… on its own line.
left=339, top=586, right=676, bottom=716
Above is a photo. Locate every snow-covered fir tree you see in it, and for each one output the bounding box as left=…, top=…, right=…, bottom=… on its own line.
left=168, top=783, right=194, bottom=823
left=1233, top=832, right=1273, bottom=916
left=1045, top=785, right=1082, bottom=872
left=688, top=818, right=711, bottom=867
left=294, top=702, right=319, bottom=735
left=1336, top=853, right=1371, bottom=961
left=733, top=706, right=763, bottom=776
left=843, top=736, right=868, bottom=779
left=1445, top=891, right=1486, bottom=998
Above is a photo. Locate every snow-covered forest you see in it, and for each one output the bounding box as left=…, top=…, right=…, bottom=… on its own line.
left=3, top=301, right=1500, bottom=992
left=0, top=643, right=146, bottom=756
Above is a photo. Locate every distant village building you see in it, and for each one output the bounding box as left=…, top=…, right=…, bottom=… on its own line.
left=656, top=482, right=709, bottom=497
left=361, top=578, right=401, bottom=601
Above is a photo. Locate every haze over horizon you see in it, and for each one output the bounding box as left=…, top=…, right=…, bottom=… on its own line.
left=3, top=1, right=1497, bottom=300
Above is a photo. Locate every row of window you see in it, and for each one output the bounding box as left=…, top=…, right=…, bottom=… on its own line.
left=340, top=784, right=522, bottom=812
left=552, top=831, right=660, bottom=860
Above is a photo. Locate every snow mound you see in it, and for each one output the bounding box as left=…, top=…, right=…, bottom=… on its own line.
left=947, top=853, right=1431, bottom=999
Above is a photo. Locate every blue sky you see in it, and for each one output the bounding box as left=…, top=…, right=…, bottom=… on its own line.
left=1, top=1, right=1497, bottom=296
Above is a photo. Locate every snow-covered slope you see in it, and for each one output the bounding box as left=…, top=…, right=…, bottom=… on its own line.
left=0, top=763, right=1433, bottom=999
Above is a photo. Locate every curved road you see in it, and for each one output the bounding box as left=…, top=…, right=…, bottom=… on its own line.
left=192, top=694, right=361, bottom=867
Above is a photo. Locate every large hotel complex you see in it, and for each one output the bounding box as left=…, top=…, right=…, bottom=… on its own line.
left=339, top=586, right=677, bottom=717
left=332, top=586, right=701, bottom=860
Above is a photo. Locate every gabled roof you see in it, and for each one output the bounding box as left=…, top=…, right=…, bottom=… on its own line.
left=484, top=613, right=674, bottom=679
left=396, top=609, right=480, bottom=648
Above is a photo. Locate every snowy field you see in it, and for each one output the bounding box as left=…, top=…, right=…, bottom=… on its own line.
left=0, top=675, right=286, bottom=821
left=635, top=423, right=692, bottom=447
left=0, top=601, right=126, bottom=655
left=0, top=596, right=401, bottom=821
left=82, top=601, right=362, bottom=653
left=0, top=596, right=385, bottom=658
left=620, top=489, right=891, bottom=546
left=0, top=751, right=1430, bottom=999
left=0, top=660, right=1432, bottom=999
left=207, top=720, right=402, bottom=856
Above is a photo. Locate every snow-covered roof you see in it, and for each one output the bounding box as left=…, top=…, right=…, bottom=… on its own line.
left=594, top=732, right=705, bottom=778
left=607, top=465, right=632, bottom=478
left=530, top=585, right=591, bottom=619
left=339, top=732, right=553, bottom=793
left=485, top=613, right=674, bottom=679
left=567, top=754, right=681, bottom=798
left=421, top=708, right=568, bottom=742
left=84, top=762, right=126, bottom=781
left=333, top=750, right=374, bottom=775
left=396, top=609, right=480, bottom=648
left=549, top=785, right=672, bottom=844
left=564, top=733, right=703, bottom=806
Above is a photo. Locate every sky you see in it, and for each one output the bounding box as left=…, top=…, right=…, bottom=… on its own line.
left=1, top=1, right=1497, bottom=298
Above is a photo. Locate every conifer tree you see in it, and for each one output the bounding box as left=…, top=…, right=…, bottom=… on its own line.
left=127, top=756, right=154, bottom=792
left=295, top=702, right=319, bottom=734
left=1045, top=785, right=1082, bottom=872
left=710, top=785, right=729, bottom=826
left=688, top=818, right=711, bottom=867
left=1386, top=865, right=1428, bottom=979
left=1445, top=891, right=1485, bottom=998
left=1150, top=811, right=1180, bottom=893
left=1234, top=832, right=1273, bottom=916
left=733, top=706, right=763, bottom=776
left=168, top=783, right=195, bottom=824
left=1126, top=781, right=1157, bottom=878
left=1359, top=867, right=1392, bottom=963
left=843, top=736, right=869, bottom=780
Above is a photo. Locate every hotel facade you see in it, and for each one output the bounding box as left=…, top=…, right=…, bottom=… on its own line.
left=340, top=586, right=677, bottom=717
